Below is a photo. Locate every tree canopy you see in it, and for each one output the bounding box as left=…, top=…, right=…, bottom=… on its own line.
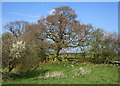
left=38, top=6, right=93, bottom=58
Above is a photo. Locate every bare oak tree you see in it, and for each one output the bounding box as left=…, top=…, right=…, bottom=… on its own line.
left=40, top=6, right=93, bottom=58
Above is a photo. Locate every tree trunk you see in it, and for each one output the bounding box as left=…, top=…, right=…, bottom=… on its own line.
left=54, top=46, right=61, bottom=59
left=8, top=61, right=14, bottom=73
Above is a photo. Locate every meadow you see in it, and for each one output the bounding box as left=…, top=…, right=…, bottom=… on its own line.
left=1, top=5, right=119, bottom=85
left=2, top=61, right=119, bottom=84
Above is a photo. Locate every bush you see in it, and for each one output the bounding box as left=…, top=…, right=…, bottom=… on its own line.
left=88, top=29, right=118, bottom=64
left=2, top=32, right=47, bottom=75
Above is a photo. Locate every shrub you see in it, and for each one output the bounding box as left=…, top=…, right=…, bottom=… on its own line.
left=88, top=29, right=118, bottom=64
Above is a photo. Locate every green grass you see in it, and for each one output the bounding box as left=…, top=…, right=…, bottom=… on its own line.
left=2, top=62, right=119, bottom=84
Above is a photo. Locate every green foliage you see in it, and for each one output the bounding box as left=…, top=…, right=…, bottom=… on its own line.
left=88, top=28, right=118, bottom=63
left=2, top=31, right=47, bottom=74
left=38, top=50, right=47, bottom=62
left=46, top=55, right=60, bottom=64
left=16, top=39, right=47, bottom=73
left=47, top=55, right=54, bottom=62
left=61, top=55, right=68, bottom=61
left=17, top=43, right=38, bottom=73
left=2, top=33, right=14, bottom=68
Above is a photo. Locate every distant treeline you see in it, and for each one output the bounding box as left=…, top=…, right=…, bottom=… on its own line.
left=48, top=53, right=91, bottom=56
left=59, top=53, right=86, bottom=55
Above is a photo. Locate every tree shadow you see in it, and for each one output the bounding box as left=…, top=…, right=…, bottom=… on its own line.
left=8, top=69, right=49, bottom=80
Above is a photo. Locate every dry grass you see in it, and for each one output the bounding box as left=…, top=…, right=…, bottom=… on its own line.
left=38, top=71, right=64, bottom=78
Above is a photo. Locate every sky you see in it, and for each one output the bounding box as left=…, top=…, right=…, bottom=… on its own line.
left=2, top=2, right=118, bottom=34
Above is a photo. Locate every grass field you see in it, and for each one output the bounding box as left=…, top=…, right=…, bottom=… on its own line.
left=2, top=61, right=119, bottom=84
